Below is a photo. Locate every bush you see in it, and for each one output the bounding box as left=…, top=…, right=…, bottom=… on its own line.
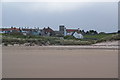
left=96, top=34, right=120, bottom=43
left=4, top=43, right=8, bottom=46
left=64, top=35, right=76, bottom=40
left=59, top=40, right=93, bottom=45
left=2, top=33, right=119, bottom=46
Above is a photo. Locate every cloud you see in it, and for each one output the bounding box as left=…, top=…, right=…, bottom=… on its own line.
left=1, top=0, right=119, bottom=2
left=2, top=2, right=118, bottom=32
left=28, top=2, right=85, bottom=13
left=4, top=2, right=87, bottom=13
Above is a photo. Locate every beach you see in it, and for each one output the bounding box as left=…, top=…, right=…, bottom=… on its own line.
left=2, top=46, right=118, bottom=78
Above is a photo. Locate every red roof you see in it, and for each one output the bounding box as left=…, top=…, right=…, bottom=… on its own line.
left=66, top=29, right=78, bottom=32
left=22, top=29, right=31, bottom=31
left=0, top=28, right=20, bottom=31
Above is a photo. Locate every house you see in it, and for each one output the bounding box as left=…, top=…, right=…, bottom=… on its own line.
left=73, top=32, right=83, bottom=39
left=0, top=27, right=21, bottom=34
left=0, top=27, right=41, bottom=36
left=21, top=28, right=31, bottom=35
left=66, top=29, right=78, bottom=35
left=31, top=29, right=41, bottom=35
left=0, top=29, right=5, bottom=33
left=65, top=28, right=83, bottom=39
left=42, top=27, right=54, bottom=36
left=54, top=31, right=63, bottom=37
left=21, top=28, right=41, bottom=36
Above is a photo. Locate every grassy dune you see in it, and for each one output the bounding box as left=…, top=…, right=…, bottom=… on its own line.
left=1, top=33, right=120, bottom=46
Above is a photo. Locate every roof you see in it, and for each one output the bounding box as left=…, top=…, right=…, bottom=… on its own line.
left=43, top=27, right=54, bottom=32
left=66, top=29, right=78, bottom=32
left=0, top=28, right=20, bottom=31
left=22, top=29, right=31, bottom=31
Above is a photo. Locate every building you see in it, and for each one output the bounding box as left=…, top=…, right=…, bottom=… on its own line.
left=65, top=28, right=83, bottom=39
left=73, top=32, right=83, bottom=39
left=1, top=25, right=84, bottom=39
left=66, top=29, right=78, bottom=35
left=0, top=27, right=21, bottom=34
left=21, top=28, right=41, bottom=36
left=21, top=28, right=31, bottom=35
left=42, top=27, right=54, bottom=36
left=59, top=25, right=66, bottom=36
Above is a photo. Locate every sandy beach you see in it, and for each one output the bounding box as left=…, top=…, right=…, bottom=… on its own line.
left=2, top=46, right=118, bottom=78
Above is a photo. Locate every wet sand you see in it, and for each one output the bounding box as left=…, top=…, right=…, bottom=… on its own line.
left=2, top=46, right=118, bottom=78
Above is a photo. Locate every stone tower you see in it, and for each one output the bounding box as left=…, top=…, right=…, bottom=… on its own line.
left=59, top=25, right=66, bottom=36
left=59, top=25, right=65, bottom=32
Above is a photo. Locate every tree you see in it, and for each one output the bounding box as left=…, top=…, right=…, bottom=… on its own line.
left=99, top=32, right=106, bottom=34
left=118, top=30, right=120, bottom=33
left=81, top=30, right=85, bottom=35
left=85, top=30, right=98, bottom=35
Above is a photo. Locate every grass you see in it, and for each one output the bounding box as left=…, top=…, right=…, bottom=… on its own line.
left=96, top=33, right=120, bottom=43
left=83, top=33, right=114, bottom=40
left=1, top=33, right=120, bottom=46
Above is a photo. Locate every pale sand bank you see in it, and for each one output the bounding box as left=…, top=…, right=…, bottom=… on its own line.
left=93, top=41, right=119, bottom=46
left=2, top=43, right=119, bottom=49
left=2, top=41, right=119, bottom=50
left=2, top=46, right=118, bottom=78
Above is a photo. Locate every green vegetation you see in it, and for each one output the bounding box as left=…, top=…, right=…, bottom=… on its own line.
left=1, top=33, right=120, bottom=46
left=64, top=35, right=76, bottom=40
left=83, top=33, right=114, bottom=40
left=96, top=33, right=120, bottom=43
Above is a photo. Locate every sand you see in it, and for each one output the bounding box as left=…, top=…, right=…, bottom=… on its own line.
left=92, top=41, right=119, bottom=46
left=2, top=46, right=118, bottom=78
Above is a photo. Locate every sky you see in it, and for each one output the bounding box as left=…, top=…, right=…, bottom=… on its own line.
left=1, top=1, right=118, bottom=33
left=1, top=0, right=119, bottom=2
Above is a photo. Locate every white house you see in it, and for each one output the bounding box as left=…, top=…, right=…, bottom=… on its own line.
left=73, top=32, right=83, bottom=39
left=65, top=28, right=84, bottom=39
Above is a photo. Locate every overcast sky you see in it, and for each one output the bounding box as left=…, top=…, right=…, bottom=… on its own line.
left=2, top=2, right=118, bottom=32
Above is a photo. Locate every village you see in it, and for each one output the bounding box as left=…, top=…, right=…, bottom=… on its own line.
left=1, top=25, right=119, bottom=46
left=0, top=25, right=85, bottom=39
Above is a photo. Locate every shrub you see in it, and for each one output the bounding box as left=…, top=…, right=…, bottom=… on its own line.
left=64, top=35, right=76, bottom=40
left=4, top=43, right=8, bottom=46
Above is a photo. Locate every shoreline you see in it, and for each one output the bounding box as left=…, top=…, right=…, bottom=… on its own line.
left=2, top=45, right=119, bottom=50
